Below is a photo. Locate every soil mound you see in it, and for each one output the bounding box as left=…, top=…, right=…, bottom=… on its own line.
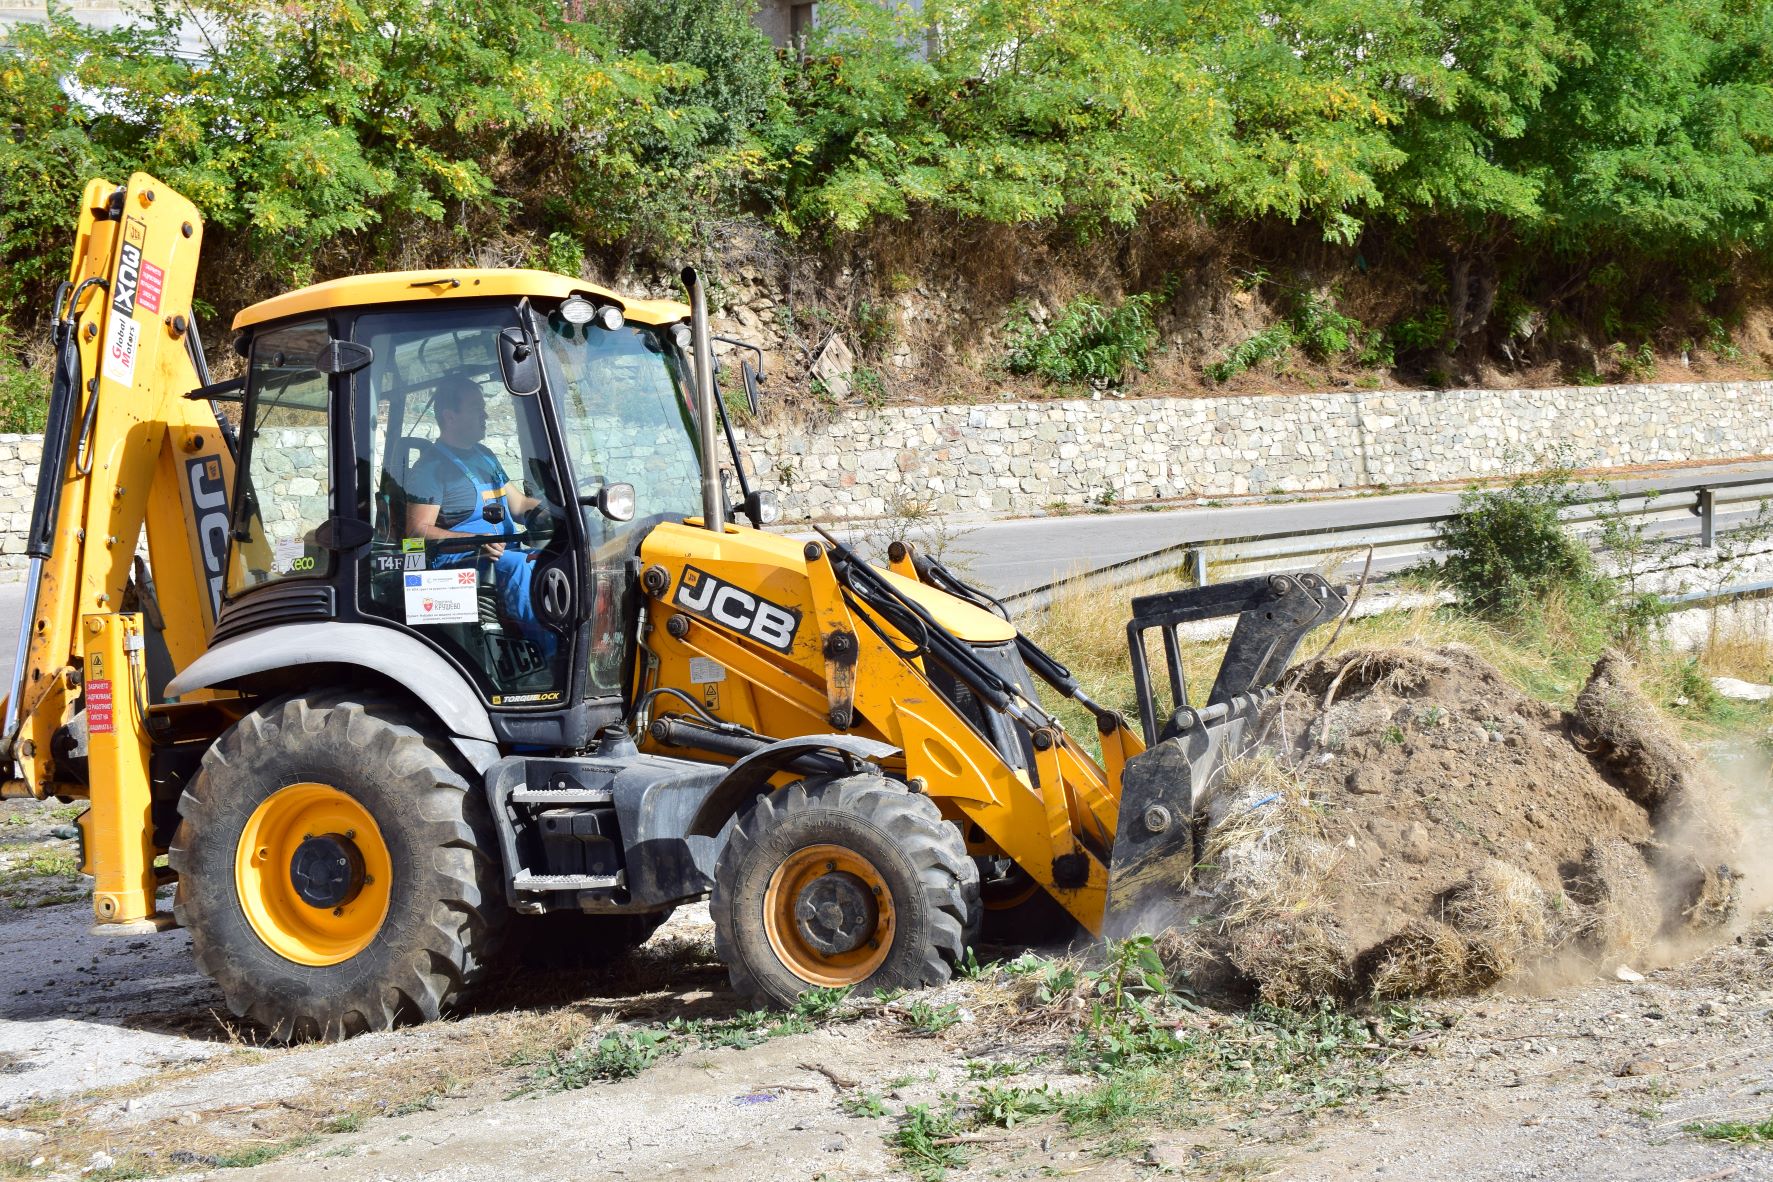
left=1164, top=645, right=1742, bottom=1005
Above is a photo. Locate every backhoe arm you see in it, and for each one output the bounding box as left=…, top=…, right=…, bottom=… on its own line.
left=2, top=174, right=234, bottom=928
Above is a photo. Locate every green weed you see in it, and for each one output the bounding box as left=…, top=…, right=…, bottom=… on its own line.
left=1685, top=1115, right=1773, bottom=1143
left=892, top=1102, right=969, bottom=1181
left=903, top=1000, right=962, bottom=1034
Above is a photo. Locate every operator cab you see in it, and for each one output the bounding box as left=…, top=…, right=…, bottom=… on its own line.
left=222, top=270, right=714, bottom=748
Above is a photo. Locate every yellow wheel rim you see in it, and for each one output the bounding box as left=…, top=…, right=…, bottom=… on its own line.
left=234, top=783, right=392, bottom=967
left=763, top=843, right=894, bottom=987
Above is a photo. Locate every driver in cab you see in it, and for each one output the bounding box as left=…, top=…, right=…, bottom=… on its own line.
left=405, top=375, right=550, bottom=649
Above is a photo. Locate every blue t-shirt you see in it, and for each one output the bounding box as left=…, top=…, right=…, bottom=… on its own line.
left=408, top=442, right=509, bottom=529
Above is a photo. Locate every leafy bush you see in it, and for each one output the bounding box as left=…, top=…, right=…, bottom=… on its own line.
left=617, top=0, right=780, bottom=151
left=0, top=333, right=47, bottom=434
left=1207, top=324, right=1295, bottom=382
left=1208, top=288, right=1379, bottom=382
left=1003, top=292, right=1159, bottom=386
left=1434, top=465, right=1603, bottom=619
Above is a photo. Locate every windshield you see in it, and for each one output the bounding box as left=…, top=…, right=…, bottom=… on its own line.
left=538, top=311, right=703, bottom=549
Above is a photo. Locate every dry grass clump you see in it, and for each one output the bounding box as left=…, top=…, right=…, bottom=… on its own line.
left=1364, top=920, right=1476, bottom=999
left=1365, top=861, right=1568, bottom=999
left=1442, top=859, right=1570, bottom=980
left=1574, top=650, right=1693, bottom=811
left=1183, top=756, right=1354, bottom=1007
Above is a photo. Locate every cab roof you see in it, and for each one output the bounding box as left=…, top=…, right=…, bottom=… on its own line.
left=231, top=268, right=692, bottom=331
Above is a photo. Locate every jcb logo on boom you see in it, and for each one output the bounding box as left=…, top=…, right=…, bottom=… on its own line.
left=185, top=456, right=228, bottom=618
left=671, top=566, right=800, bottom=653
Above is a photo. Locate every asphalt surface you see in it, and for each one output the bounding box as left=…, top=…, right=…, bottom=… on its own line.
left=876, top=459, right=1773, bottom=597
left=1, top=458, right=1769, bottom=691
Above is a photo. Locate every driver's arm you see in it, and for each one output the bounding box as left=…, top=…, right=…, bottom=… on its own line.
left=405, top=501, right=455, bottom=541
left=499, top=483, right=542, bottom=517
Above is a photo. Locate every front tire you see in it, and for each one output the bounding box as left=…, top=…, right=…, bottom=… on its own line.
left=169, top=694, right=506, bottom=1041
left=711, top=775, right=980, bottom=1008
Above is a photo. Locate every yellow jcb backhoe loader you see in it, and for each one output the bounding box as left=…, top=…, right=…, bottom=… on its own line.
left=2, top=175, right=1345, bottom=1039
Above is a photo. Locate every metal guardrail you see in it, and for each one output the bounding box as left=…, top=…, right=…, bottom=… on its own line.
left=1002, top=468, right=1773, bottom=614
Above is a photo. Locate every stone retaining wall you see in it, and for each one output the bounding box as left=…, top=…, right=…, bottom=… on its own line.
left=737, top=380, right=1773, bottom=520
left=1, top=379, right=1768, bottom=578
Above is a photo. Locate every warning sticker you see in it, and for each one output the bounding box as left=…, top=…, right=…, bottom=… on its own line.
left=138, top=260, right=165, bottom=315
left=403, top=568, right=479, bottom=625
left=87, top=679, right=114, bottom=734
left=688, top=657, right=726, bottom=685
left=101, top=313, right=140, bottom=388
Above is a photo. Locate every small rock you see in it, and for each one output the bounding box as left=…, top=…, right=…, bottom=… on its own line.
left=50, top=824, right=78, bottom=839
left=1345, top=766, right=1384, bottom=795
left=1698, top=1001, right=1727, bottom=1017
left=0, top=1129, right=43, bottom=1145
left=1614, top=965, right=1645, bottom=983
left=1400, top=821, right=1432, bottom=864
left=177, top=1112, right=199, bottom=1127
left=89, top=1150, right=115, bottom=1171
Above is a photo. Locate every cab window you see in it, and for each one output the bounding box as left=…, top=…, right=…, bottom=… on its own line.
left=226, top=321, right=332, bottom=595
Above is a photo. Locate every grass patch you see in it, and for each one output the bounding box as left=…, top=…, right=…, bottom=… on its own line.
left=892, top=1102, right=970, bottom=1181
left=210, top=1134, right=319, bottom=1168
left=528, top=987, right=859, bottom=1092
left=848, top=941, right=1437, bottom=1177
left=1685, top=1115, right=1773, bottom=1143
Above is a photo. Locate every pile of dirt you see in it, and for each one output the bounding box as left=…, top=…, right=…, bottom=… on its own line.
left=1164, top=645, right=1743, bottom=1005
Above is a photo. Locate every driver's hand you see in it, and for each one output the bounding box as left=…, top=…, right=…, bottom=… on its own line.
left=480, top=541, right=506, bottom=560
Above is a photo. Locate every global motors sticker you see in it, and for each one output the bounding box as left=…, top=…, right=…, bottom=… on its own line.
left=101, top=217, right=149, bottom=388
left=403, top=568, right=479, bottom=625
left=100, top=312, right=140, bottom=388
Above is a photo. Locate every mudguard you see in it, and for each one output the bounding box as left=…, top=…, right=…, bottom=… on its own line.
left=687, top=733, right=900, bottom=837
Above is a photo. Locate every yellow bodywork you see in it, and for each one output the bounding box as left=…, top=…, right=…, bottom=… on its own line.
left=635, top=522, right=1141, bottom=934
left=233, top=268, right=691, bottom=330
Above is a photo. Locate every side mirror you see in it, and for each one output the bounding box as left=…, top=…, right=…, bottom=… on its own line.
left=498, top=326, right=541, bottom=395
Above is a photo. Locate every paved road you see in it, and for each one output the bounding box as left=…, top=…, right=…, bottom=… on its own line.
left=849, top=459, right=1773, bottom=598
left=3, top=458, right=1769, bottom=692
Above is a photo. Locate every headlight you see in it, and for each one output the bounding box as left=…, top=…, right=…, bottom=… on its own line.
left=599, top=483, right=636, bottom=523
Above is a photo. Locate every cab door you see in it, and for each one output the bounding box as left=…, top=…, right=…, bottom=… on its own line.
left=348, top=304, right=586, bottom=732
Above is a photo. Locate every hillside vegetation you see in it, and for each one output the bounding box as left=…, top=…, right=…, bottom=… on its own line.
left=4, top=0, right=1773, bottom=421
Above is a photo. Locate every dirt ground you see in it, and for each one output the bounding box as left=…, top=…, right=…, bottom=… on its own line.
left=2, top=776, right=1773, bottom=1182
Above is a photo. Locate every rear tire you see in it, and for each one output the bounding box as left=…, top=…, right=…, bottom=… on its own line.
left=711, top=775, right=980, bottom=1009
left=169, top=693, right=506, bottom=1041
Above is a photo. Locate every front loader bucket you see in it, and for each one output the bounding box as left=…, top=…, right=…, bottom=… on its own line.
left=1102, top=574, right=1345, bottom=939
